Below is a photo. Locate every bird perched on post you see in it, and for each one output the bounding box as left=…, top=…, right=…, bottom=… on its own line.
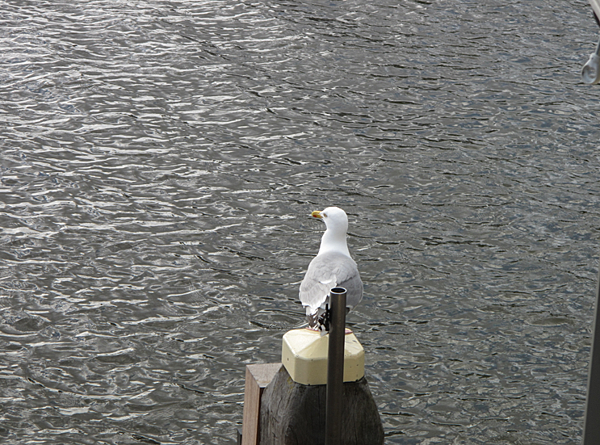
left=299, top=207, right=363, bottom=333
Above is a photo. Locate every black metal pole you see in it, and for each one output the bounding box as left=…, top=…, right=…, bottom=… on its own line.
left=583, top=262, right=600, bottom=444
left=326, top=287, right=347, bottom=445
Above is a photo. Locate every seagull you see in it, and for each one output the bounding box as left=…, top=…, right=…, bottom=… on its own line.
left=299, top=207, right=363, bottom=332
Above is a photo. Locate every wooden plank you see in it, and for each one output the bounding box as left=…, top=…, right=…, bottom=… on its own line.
left=241, top=363, right=282, bottom=445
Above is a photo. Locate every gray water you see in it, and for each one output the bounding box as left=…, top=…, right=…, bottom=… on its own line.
left=1, top=0, right=600, bottom=443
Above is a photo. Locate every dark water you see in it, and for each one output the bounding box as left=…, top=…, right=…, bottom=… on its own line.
left=1, top=0, right=600, bottom=443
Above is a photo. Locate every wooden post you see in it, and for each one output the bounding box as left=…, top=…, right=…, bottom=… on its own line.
left=242, top=328, right=383, bottom=445
left=241, top=363, right=282, bottom=445
left=583, top=262, right=600, bottom=445
left=259, top=365, right=384, bottom=445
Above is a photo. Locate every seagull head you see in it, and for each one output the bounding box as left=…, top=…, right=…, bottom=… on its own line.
left=311, top=206, right=349, bottom=236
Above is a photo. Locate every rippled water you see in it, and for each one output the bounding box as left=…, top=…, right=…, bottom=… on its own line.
left=1, top=0, right=600, bottom=443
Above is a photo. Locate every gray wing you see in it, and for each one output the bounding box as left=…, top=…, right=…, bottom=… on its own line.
left=299, top=251, right=363, bottom=315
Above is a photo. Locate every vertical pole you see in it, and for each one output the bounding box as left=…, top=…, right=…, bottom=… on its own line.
left=326, top=287, right=347, bottom=445
left=583, top=263, right=600, bottom=444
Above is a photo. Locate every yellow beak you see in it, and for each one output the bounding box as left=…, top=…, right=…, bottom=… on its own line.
left=311, top=210, right=323, bottom=219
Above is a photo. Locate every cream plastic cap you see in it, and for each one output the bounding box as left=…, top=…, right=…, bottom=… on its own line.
left=281, top=328, right=365, bottom=385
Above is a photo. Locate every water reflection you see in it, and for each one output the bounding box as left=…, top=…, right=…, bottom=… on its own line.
left=1, top=0, right=599, bottom=443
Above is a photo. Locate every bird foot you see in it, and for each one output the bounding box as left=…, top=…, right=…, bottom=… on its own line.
left=304, top=326, right=353, bottom=335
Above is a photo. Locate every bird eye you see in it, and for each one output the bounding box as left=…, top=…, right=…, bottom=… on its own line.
left=323, top=213, right=327, bottom=218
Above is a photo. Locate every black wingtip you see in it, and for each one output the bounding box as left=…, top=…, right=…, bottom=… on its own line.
left=307, top=304, right=331, bottom=333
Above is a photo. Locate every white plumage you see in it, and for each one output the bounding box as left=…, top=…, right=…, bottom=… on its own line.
left=299, top=207, right=363, bottom=331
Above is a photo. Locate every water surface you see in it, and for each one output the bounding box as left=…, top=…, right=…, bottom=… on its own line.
left=1, top=0, right=600, bottom=443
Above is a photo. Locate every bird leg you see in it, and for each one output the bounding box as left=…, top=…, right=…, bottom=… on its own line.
left=319, top=303, right=331, bottom=333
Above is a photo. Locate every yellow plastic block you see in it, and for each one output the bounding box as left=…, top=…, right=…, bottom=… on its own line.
left=281, top=328, right=365, bottom=385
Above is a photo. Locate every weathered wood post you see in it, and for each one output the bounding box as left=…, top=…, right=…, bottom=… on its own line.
left=240, top=286, right=384, bottom=445
left=583, top=258, right=600, bottom=444
left=258, top=333, right=383, bottom=445
left=582, top=3, right=600, bottom=442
